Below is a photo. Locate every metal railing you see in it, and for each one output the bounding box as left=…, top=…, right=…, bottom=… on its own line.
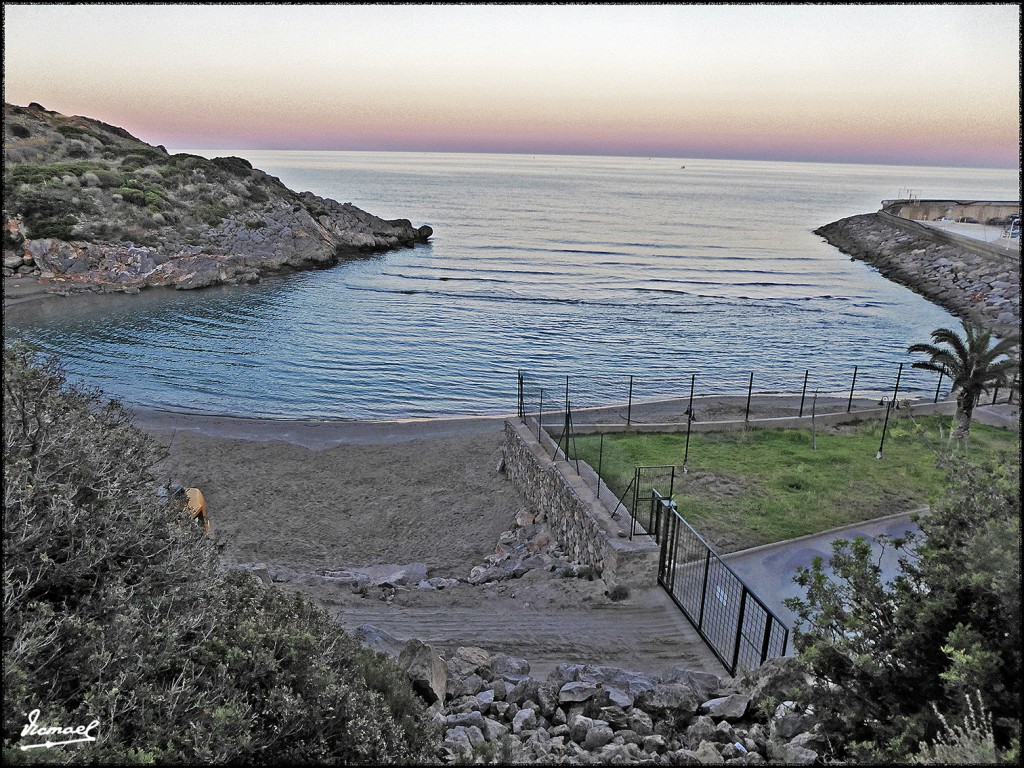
left=654, top=492, right=789, bottom=676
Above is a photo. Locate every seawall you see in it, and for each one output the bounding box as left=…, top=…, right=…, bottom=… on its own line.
left=814, top=212, right=1020, bottom=338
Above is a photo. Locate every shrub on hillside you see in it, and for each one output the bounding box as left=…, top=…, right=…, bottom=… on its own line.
left=2, top=346, right=438, bottom=763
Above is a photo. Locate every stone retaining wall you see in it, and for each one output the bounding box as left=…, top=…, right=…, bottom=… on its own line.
left=502, top=419, right=658, bottom=591
left=814, top=212, right=1020, bottom=338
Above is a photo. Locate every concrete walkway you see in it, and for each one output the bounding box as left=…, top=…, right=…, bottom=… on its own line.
left=722, top=510, right=923, bottom=632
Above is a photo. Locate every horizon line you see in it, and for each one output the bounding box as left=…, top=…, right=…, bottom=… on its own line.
left=165, top=145, right=1022, bottom=172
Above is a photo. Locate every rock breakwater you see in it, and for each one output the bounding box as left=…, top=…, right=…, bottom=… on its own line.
left=815, top=212, right=1020, bottom=338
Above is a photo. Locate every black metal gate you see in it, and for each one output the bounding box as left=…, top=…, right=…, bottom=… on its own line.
left=654, top=493, right=789, bottom=676
left=619, top=465, right=676, bottom=539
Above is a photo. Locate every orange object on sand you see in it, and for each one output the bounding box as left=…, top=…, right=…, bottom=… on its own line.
left=184, top=487, right=209, bottom=534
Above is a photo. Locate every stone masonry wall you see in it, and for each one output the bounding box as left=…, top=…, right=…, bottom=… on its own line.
left=501, top=420, right=658, bottom=591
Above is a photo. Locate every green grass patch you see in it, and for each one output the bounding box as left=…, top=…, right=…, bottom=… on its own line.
left=571, top=416, right=1019, bottom=553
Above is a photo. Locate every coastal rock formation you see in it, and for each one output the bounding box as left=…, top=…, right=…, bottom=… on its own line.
left=2, top=102, right=431, bottom=294
left=380, top=640, right=821, bottom=764
left=815, top=213, right=1020, bottom=338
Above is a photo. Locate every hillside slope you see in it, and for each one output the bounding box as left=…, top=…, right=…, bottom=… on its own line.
left=2, top=102, right=432, bottom=292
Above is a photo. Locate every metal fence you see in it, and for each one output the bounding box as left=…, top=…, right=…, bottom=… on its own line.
left=653, top=492, right=789, bottom=676
left=517, top=365, right=1018, bottom=431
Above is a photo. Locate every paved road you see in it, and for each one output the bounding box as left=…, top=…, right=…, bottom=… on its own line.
left=722, top=511, right=922, bottom=631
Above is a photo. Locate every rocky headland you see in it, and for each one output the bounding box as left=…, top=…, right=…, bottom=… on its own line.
left=2, top=102, right=431, bottom=295
left=814, top=212, right=1020, bottom=338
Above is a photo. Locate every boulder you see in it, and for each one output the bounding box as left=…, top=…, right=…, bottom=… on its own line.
left=700, top=693, right=750, bottom=722
left=685, top=715, right=718, bottom=747
left=441, top=727, right=472, bottom=759
left=694, top=739, right=725, bottom=764
left=488, top=653, right=531, bottom=682
left=398, top=639, right=447, bottom=705
left=446, top=711, right=486, bottom=729
left=568, top=714, right=595, bottom=744
left=511, top=707, right=537, bottom=734
left=559, top=680, right=603, bottom=704
left=481, top=716, right=508, bottom=742
left=633, top=683, right=701, bottom=717
left=582, top=723, right=615, bottom=751
left=351, top=623, right=404, bottom=657
left=663, top=667, right=722, bottom=700
left=447, top=646, right=491, bottom=677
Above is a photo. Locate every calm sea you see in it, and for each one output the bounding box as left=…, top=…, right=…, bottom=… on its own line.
left=4, top=153, right=1018, bottom=419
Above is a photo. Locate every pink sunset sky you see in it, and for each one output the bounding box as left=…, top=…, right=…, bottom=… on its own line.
left=3, top=4, right=1020, bottom=168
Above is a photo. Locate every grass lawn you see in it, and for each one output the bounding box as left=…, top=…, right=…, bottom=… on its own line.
left=569, top=415, right=1020, bottom=553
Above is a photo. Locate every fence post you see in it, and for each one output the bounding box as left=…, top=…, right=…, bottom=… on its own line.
left=934, top=368, right=944, bottom=404
left=744, top=372, right=753, bottom=422
left=760, top=614, right=774, bottom=665
left=668, top=509, right=681, bottom=589
left=597, top=433, right=604, bottom=500
left=697, top=550, right=711, bottom=630
left=627, top=375, right=633, bottom=426
left=559, top=376, right=571, bottom=458
left=683, top=374, right=695, bottom=471
left=731, top=589, right=749, bottom=676
left=877, top=399, right=893, bottom=459
left=847, top=366, right=858, bottom=413
left=799, top=370, right=809, bottom=417
left=891, top=362, right=903, bottom=406
left=538, top=389, right=544, bottom=441
left=517, top=370, right=523, bottom=419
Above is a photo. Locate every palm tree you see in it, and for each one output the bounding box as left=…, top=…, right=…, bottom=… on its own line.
left=908, top=318, right=1019, bottom=444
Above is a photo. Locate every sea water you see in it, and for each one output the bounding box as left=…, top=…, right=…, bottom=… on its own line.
left=4, top=153, right=1018, bottom=419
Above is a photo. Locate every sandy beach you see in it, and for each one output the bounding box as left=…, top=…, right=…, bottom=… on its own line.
left=139, top=398, right=844, bottom=678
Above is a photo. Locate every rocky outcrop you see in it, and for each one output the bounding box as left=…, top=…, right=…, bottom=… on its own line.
left=381, top=639, right=823, bottom=765
left=2, top=102, right=431, bottom=294
left=815, top=213, right=1020, bottom=338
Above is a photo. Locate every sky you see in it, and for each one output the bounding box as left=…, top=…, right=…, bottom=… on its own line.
left=2, top=4, right=1020, bottom=168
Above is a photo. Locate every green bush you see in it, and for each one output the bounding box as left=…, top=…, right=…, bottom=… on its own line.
left=195, top=201, right=229, bottom=227
left=116, top=186, right=146, bottom=206
left=785, top=453, right=1021, bottom=762
left=92, top=168, right=122, bottom=188
left=211, top=155, right=253, bottom=178
left=5, top=188, right=82, bottom=240
left=5, top=162, right=106, bottom=187
left=2, top=347, right=439, bottom=763
left=56, top=123, right=97, bottom=141
left=119, top=151, right=165, bottom=171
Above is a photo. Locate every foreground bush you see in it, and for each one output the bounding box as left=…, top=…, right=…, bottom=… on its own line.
left=785, top=450, right=1021, bottom=763
left=2, top=346, right=438, bottom=763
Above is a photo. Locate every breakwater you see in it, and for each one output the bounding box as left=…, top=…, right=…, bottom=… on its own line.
left=815, top=212, right=1020, bottom=338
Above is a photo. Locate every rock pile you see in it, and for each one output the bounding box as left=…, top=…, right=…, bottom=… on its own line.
left=815, top=213, right=1020, bottom=338
left=392, top=642, right=821, bottom=765
left=469, top=506, right=596, bottom=586
left=232, top=504, right=594, bottom=597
